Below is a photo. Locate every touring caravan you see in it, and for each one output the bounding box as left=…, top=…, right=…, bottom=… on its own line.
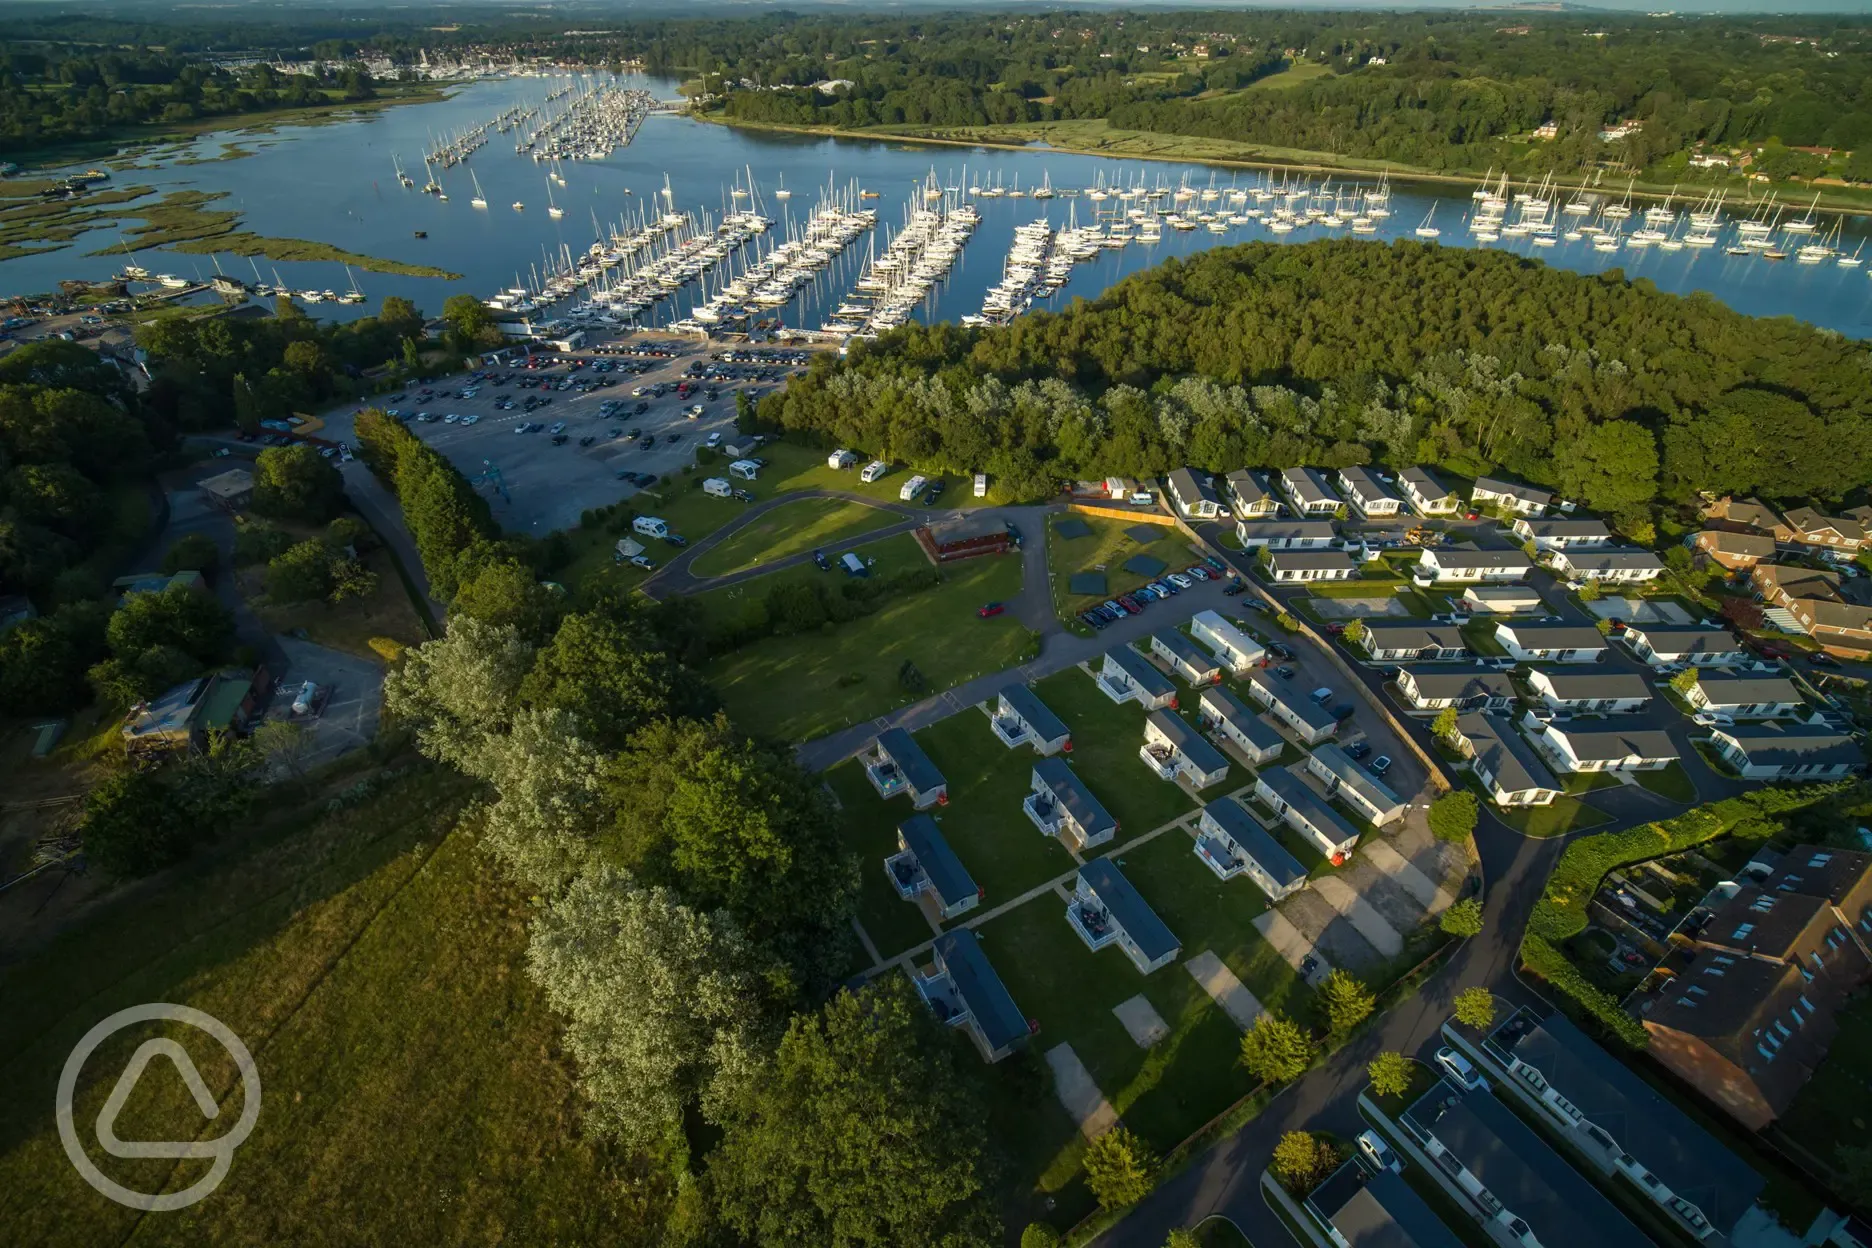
left=974, top=473, right=988, bottom=498
left=633, top=516, right=669, bottom=539
left=703, top=478, right=733, bottom=498
left=900, top=474, right=929, bottom=502
left=861, top=460, right=889, bottom=484
left=828, top=449, right=859, bottom=470
left=728, top=460, right=760, bottom=481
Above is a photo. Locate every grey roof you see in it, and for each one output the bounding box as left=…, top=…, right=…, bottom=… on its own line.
left=1626, top=625, right=1743, bottom=656
left=1246, top=669, right=1340, bottom=735
left=1430, top=548, right=1535, bottom=572
left=1690, top=672, right=1801, bottom=705
left=1457, top=712, right=1560, bottom=795
left=1518, top=518, right=1610, bottom=540
left=899, top=814, right=977, bottom=909
left=1503, top=1013, right=1764, bottom=1233
left=1558, top=548, right=1666, bottom=573
left=1203, top=797, right=1306, bottom=891
left=1147, top=709, right=1230, bottom=776
left=935, top=929, right=1029, bottom=1054
left=926, top=512, right=1010, bottom=547
left=1236, top=520, right=1337, bottom=542
left=1268, top=550, right=1357, bottom=572
left=1399, top=665, right=1516, bottom=701
left=1497, top=623, right=1605, bottom=650
left=1472, top=476, right=1553, bottom=506
left=1420, top=1091, right=1652, bottom=1248
left=1545, top=720, right=1679, bottom=763
left=1154, top=628, right=1220, bottom=675
left=1199, top=686, right=1285, bottom=753
left=1362, top=623, right=1466, bottom=652
left=1463, top=584, right=1542, bottom=602
left=1400, top=466, right=1456, bottom=502
left=1282, top=466, right=1339, bottom=507
left=1225, top=468, right=1273, bottom=507
left=1258, top=766, right=1363, bottom=844
left=1322, top=1169, right=1464, bottom=1248
left=1530, top=669, right=1653, bottom=701
left=1000, top=684, right=1069, bottom=743
left=1309, top=742, right=1404, bottom=813
left=1338, top=465, right=1401, bottom=506
left=1079, top=858, right=1178, bottom=963
left=1032, top=757, right=1119, bottom=841
left=1712, top=723, right=1863, bottom=769
left=877, top=727, right=946, bottom=794
left=1167, top=466, right=1219, bottom=509
left=1106, top=644, right=1177, bottom=699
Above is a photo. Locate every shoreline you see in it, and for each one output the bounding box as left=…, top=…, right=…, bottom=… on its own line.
left=692, top=112, right=1872, bottom=218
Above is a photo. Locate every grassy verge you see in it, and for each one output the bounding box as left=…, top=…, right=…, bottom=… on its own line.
left=1634, top=762, right=1698, bottom=804
left=1048, top=513, right=1179, bottom=618
left=1467, top=777, right=1612, bottom=838
left=689, top=496, right=898, bottom=578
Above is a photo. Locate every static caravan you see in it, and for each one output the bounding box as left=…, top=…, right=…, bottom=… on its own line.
left=1196, top=796, right=1307, bottom=900
left=1253, top=765, right=1362, bottom=861
left=827, top=449, right=859, bottom=470
left=1198, top=686, right=1285, bottom=764
left=1141, top=709, right=1231, bottom=789
left=885, top=814, right=981, bottom=921
left=974, top=472, right=988, bottom=498
left=1026, top=757, right=1119, bottom=850
left=1189, top=609, right=1265, bottom=675
left=915, top=930, right=1032, bottom=1063
left=860, top=460, right=889, bottom=483
left=632, top=515, right=669, bottom=539
left=992, top=684, right=1072, bottom=755
left=1305, top=743, right=1405, bottom=826
left=1067, top=859, right=1180, bottom=975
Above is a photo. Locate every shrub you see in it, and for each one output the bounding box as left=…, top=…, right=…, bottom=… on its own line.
left=232, top=519, right=294, bottom=566
left=1019, top=1225, right=1060, bottom=1248
left=1271, top=1130, right=1339, bottom=1197
left=1427, top=790, right=1478, bottom=843
left=1431, top=706, right=1459, bottom=742
left=1367, top=1051, right=1413, bottom=1099
left=1321, top=970, right=1375, bottom=1035
left=1440, top=896, right=1484, bottom=938
left=1452, top=987, right=1497, bottom=1031
left=1522, top=933, right=1649, bottom=1048
left=1240, top=1011, right=1313, bottom=1084
left=160, top=531, right=220, bottom=577
left=1082, top=1127, right=1157, bottom=1210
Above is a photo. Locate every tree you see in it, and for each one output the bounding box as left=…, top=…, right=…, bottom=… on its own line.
left=1440, top=896, right=1485, bottom=938
left=1271, top=1130, right=1338, bottom=1197
left=1163, top=1233, right=1200, bottom=1248
left=250, top=718, right=313, bottom=779
left=1431, top=705, right=1460, bottom=742
left=1321, top=969, right=1375, bottom=1034
left=1020, top=1226, right=1060, bottom=1248
left=1453, top=986, right=1497, bottom=1030
left=478, top=708, right=610, bottom=890
left=252, top=442, right=343, bottom=522
left=440, top=293, right=497, bottom=347
left=528, top=864, right=768, bottom=1152
left=0, top=602, right=108, bottom=715
left=1082, top=1127, right=1157, bottom=1210
left=1427, top=790, right=1478, bottom=844
left=264, top=539, right=335, bottom=602
left=160, top=531, right=219, bottom=577
left=449, top=556, right=561, bottom=643
left=521, top=611, right=717, bottom=750
left=1577, top=578, right=1603, bottom=602
left=1836, top=1143, right=1872, bottom=1210
left=1367, top=1050, right=1414, bottom=1099
left=1668, top=667, right=1699, bottom=697
left=382, top=617, right=535, bottom=772
left=79, top=769, right=193, bottom=876
left=709, top=976, right=1001, bottom=1245
left=107, top=583, right=234, bottom=667
left=1341, top=617, right=1366, bottom=646
left=1239, top=1011, right=1313, bottom=1084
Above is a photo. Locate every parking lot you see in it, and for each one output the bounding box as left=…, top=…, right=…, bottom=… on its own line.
left=316, top=340, right=819, bottom=534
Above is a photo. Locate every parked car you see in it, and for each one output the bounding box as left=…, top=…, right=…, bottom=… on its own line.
left=1222, top=580, right=1247, bottom=597
left=977, top=602, right=1007, bottom=618
left=1435, top=1046, right=1486, bottom=1092
left=1310, top=687, right=1334, bottom=705
left=1203, top=556, right=1226, bottom=573
left=1150, top=580, right=1177, bottom=597
left=812, top=550, right=831, bottom=571
left=628, top=555, right=655, bottom=571
left=1274, top=665, right=1296, bottom=680
left=1346, top=741, right=1372, bottom=761
left=1810, top=652, right=1841, bottom=667
left=663, top=534, right=688, bottom=548
left=1167, top=572, right=1193, bottom=590
left=1185, top=565, right=1211, bottom=581
left=1324, top=621, right=1347, bottom=636
left=1080, top=611, right=1108, bottom=630
left=1267, top=642, right=1294, bottom=660
left=1357, top=1130, right=1401, bottom=1175
left=1118, top=594, right=1143, bottom=613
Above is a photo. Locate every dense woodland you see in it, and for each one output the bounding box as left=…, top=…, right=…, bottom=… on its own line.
left=755, top=240, right=1872, bottom=525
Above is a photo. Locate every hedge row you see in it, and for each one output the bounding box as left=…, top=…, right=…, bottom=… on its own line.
left=1522, top=934, right=1650, bottom=1050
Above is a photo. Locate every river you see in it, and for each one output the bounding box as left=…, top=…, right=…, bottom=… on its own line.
left=6, top=73, right=1871, bottom=339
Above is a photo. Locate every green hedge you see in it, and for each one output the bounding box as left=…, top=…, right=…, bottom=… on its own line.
left=1522, top=934, right=1650, bottom=1049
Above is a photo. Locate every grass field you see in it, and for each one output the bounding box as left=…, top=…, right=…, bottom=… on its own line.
left=1478, top=784, right=1615, bottom=838
left=708, top=548, right=1032, bottom=741
left=250, top=544, right=429, bottom=657
left=1240, top=60, right=1334, bottom=93
left=689, top=496, right=900, bottom=578
left=1030, top=669, right=1210, bottom=838
left=1048, top=514, right=1197, bottom=618
left=0, top=769, right=672, bottom=1247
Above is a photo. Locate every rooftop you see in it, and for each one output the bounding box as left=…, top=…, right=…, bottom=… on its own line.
left=1337, top=465, right=1400, bottom=503
left=1153, top=628, right=1218, bottom=673
left=1167, top=466, right=1219, bottom=506
left=1542, top=720, right=1678, bottom=763
left=1317, top=1167, right=1463, bottom=1248
left=1398, top=665, right=1517, bottom=700
left=1146, top=708, right=1230, bottom=776
left=1309, top=742, right=1403, bottom=812
left=1268, top=549, right=1357, bottom=572
left=1473, top=476, right=1553, bottom=506
left=1400, top=466, right=1455, bottom=500
left=1000, top=683, right=1069, bottom=743
left=1224, top=468, right=1273, bottom=504
left=1496, top=622, right=1604, bottom=649
left=1556, top=549, right=1666, bottom=572
left=1198, top=685, right=1284, bottom=752
left=926, top=512, right=1010, bottom=546
left=1079, top=858, right=1178, bottom=962
left=876, top=727, right=947, bottom=794
left=1529, top=669, right=1652, bottom=701
left=934, top=929, right=1029, bottom=1054
left=1363, top=623, right=1466, bottom=651
left=1690, top=672, right=1801, bottom=704
left=1457, top=712, right=1561, bottom=795
left=1235, top=519, right=1337, bottom=540
left=1245, top=669, right=1339, bottom=734
left=898, top=814, right=977, bottom=909
left=1429, top=548, right=1534, bottom=571
left=1106, top=644, right=1177, bottom=699
left=1519, top=518, right=1611, bottom=539
left=1624, top=625, right=1741, bottom=654
left=1032, top=757, right=1118, bottom=840
left=1282, top=465, right=1338, bottom=505
left=1257, top=765, right=1362, bottom=845
left=1203, top=796, right=1305, bottom=891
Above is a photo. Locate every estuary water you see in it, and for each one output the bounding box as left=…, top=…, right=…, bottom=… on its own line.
left=6, top=73, right=1872, bottom=339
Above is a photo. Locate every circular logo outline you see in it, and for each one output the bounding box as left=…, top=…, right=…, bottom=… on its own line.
left=56, top=1003, right=261, bottom=1211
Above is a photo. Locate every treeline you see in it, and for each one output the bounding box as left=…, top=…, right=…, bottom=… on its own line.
left=351, top=408, right=495, bottom=600
left=752, top=240, right=1872, bottom=524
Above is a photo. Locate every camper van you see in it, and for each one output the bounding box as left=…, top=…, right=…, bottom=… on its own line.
left=900, top=475, right=929, bottom=502
left=840, top=553, right=868, bottom=577
left=973, top=472, right=988, bottom=498
left=703, top=478, right=733, bottom=498
left=828, top=449, right=858, bottom=470
left=633, top=516, right=669, bottom=540
left=860, top=461, right=889, bottom=484
left=728, top=460, right=760, bottom=481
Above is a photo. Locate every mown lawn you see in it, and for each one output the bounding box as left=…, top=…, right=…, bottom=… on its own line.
left=709, top=549, right=1032, bottom=741
left=1030, top=668, right=1207, bottom=839
left=1634, top=761, right=1699, bottom=804
left=913, top=712, right=1081, bottom=900
left=689, top=496, right=899, bottom=578
left=1473, top=780, right=1614, bottom=838
left=1048, top=513, right=1195, bottom=618
left=826, top=761, right=941, bottom=961
left=691, top=531, right=934, bottom=636
left=0, top=770, right=671, bottom=1248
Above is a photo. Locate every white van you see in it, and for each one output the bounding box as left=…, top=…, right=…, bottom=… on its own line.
left=728, top=459, right=760, bottom=481
left=860, top=460, right=889, bottom=484
left=703, top=477, right=733, bottom=498
left=900, top=474, right=928, bottom=502
left=973, top=472, right=988, bottom=498
left=828, top=449, right=858, bottom=470
left=633, top=515, right=669, bottom=539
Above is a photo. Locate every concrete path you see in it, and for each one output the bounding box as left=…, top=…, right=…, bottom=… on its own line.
left=1184, top=951, right=1265, bottom=1029
left=1312, top=876, right=1406, bottom=958
left=1113, top=994, right=1171, bottom=1048
left=1363, top=838, right=1456, bottom=915
left=1046, top=1042, right=1118, bottom=1139
left=1251, top=910, right=1334, bottom=989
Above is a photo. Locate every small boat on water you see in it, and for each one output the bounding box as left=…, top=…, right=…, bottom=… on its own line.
left=1414, top=205, right=1440, bottom=239
left=413, top=230, right=427, bottom=239
left=470, top=170, right=488, bottom=209
left=512, top=200, right=525, bottom=211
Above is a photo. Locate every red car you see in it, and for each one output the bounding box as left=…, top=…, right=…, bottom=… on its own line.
left=977, top=602, right=1007, bottom=618
left=1118, top=593, right=1144, bottom=613
left=1324, top=621, right=1347, bottom=636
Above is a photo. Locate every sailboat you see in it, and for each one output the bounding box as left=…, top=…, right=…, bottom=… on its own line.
left=393, top=154, right=414, bottom=189
left=513, top=198, right=525, bottom=211
left=547, top=178, right=564, bottom=219
left=114, top=236, right=150, bottom=280
left=470, top=170, right=488, bottom=209
left=339, top=265, right=366, bottom=304
left=1840, top=240, right=1865, bottom=269
left=773, top=173, right=791, bottom=201
left=1033, top=171, right=1055, bottom=200
left=1414, top=205, right=1441, bottom=238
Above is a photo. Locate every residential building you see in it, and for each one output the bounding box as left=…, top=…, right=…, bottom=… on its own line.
left=1524, top=717, right=1678, bottom=772
left=1151, top=628, right=1223, bottom=685
left=1394, top=666, right=1517, bottom=712
left=991, top=684, right=1072, bottom=755
left=1494, top=622, right=1606, bottom=664
left=1783, top=507, right=1867, bottom=554
left=885, top=814, right=981, bottom=920
left=1621, top=624, right=1746, bottom=668
left=1359, top=623, right=1467, bottom=662
left=1254, top=765, right=1362, bottom=860
left=1067, top=858, right=1181, bottom=974
left=1475, top=1011, right=1764, bottom=1241
left=920, top=513, right=1012, bottom=561
left=1195, top=796, right=1306, bottom=899
left=1684, top=672, right=1803, bottom=720
left=1026, top=757, right=1118, bottom=849
left=1693, top=528, right=1777, bottom=572
left=1306, top=742, right=1405, bottom=825
left=1454, top=712, right=1562, bottom=807
left=1709, top=723, right=1863, bottom=779
left=1705, top=496, right=1793, bottom=543
left=1190, top=609, right=1265, bottom=674
left=1095, top=645, right=1179, bottom=710
left=1306, top=1166, right=1463, bottom=1248
left=1267, top=549, right=1358, bottom=582
left=1750, top=562, right=1849, bottom=611
left=197, top=467, right=254, bottom=512
left=1637, top=847, right=1872, bottom=1129
left=1471, top=476, right=1552, bottom=517
left=1525, top=669, right=1653, bottom=713
left=915, top=929, right=1033, bottom=1063
left=121, top=668, right=272, bottom=757
left=865, top=727, right=948, bottom=807
left=1399, top=466, right=1461, bottom=517
left=1512, top=517, right=1611, bottom=550
left=1142, top=709, right=1231, bottom=788
left=1782, top=595, right=1872, bottom=660
left=1551, top=548, right=1667, bottom=584
left=1225, top=468, right=1281, bottom=519
left=1415, top=548, right=1534, bottom=584
left=1399, top=1085, right=1653, bottom=1248
left=1245, top=669, right=1340, bottom=744
left=1281, top=466, right=1342, bottom=516
left=1197, top=685, right=1284, bottom=764
left=1167, top=467, right=1226, bottom=520
left=1235, top=519, right=1337, bottom=550
left=1461, top=584, right=1543, bottom=614
left=1338, top=466, right=1403, bottom=518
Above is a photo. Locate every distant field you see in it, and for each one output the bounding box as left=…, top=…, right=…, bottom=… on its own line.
left=1241, top=60, right=1333, bottom=92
